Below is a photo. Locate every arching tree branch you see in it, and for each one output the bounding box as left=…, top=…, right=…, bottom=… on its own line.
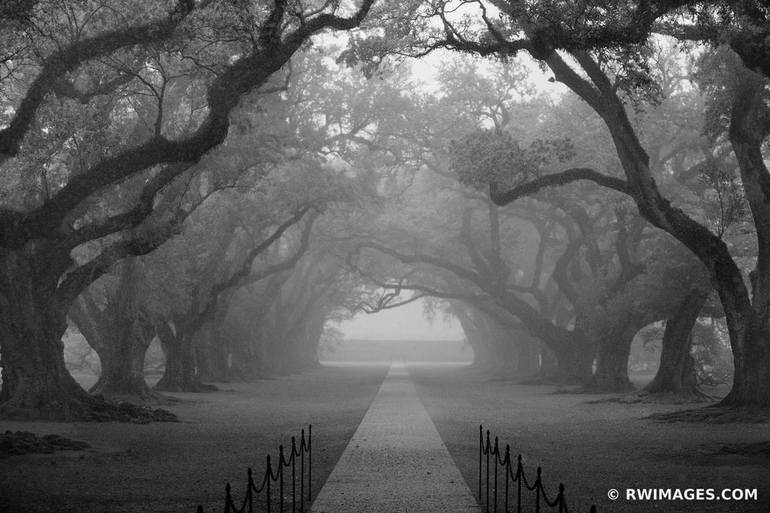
left=489, top=167, right=631, bottom=207
left=0, top=0, right=199, bottom=160
left=0, top=0, right=377, bottom=249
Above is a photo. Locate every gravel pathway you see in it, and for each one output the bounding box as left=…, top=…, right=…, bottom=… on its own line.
left=311, top=363, right=480, bottom=513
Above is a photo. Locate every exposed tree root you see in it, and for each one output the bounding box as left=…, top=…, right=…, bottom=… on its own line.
left=0, top=394, right=178, bottom=423
left=717, top=441, right=770, bottom=457
left=587, top=388, right=716, bottom=405
left=0, top=431, right=91, bottom=458
left=516, top=372, right=593, bottom=387
left=647, top=406, right=770, bottom=423
left=88, top=378, right=183, bottom=406
left=578, top=380, right=636, bottom=394
left=553, top=383, right=634, bottom=395
left=481, top=372, right=538, bottom=383
left=92, top=390, right=182, bottom=407
left=153, top=380, right=219, bottom=393
left=92, top=400, right=178, bottom=423
left=518, top=375, right=565, bottom=386
left=89, top=378, right=176, bottom=405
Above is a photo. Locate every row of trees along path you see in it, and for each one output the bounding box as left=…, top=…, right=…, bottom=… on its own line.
left=1, top=1, right=770, bottom=424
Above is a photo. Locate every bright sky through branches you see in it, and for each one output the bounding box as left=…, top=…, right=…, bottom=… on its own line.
left=336, top=298, right=463, bottom=340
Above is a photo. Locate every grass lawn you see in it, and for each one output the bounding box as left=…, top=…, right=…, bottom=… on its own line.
left=3, top=363, right=768, bottom=513
left=411, top=365, right=770, bottom=513
left=0, top=364, right=388, bottom=513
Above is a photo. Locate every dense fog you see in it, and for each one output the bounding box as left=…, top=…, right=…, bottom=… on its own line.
left=1, top=1, right=769, bottom=512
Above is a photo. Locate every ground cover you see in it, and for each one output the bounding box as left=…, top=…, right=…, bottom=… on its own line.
left=0, top=365, right=388, bottom=513
left=411, top=365, right=770, bottom=513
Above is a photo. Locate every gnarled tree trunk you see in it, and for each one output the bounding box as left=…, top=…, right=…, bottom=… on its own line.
left=307, top=313, right=327, bottom=367
left=562, top=51, right=770, bottom=406
left=536, top=343, right=559, bottom=379
left=69, top=286, right=159, bottom=401
left=644, top=289, right=707, bottom=397
left=515, top=333, right=540, bottom=376
left=552, top=338, right=595, bottom=385
left=454, top=306, right=490, bottom=369
left=0, top=245, right=94, bottom=419
left=155, top=321, right=215, bottom=393
left=89, top=323, right=156, bottom=400
left=588, top=335, right=635, bottom=392
left=195, top=323, right=232, bottom=383
left=586, top=315, right=640, bottom=393
left=719, top=70, right=770, bottom=407
left=719, top=304, right=770, bottom=406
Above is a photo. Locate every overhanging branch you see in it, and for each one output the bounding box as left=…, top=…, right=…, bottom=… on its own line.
left=3, top=0, right=377, bottom=248
left=0, top=0, right=198, bottom=160
left=489, top=168, right=631, bottom=206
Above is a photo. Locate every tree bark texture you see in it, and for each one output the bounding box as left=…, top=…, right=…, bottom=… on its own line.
left=644, top=289, right=707, bottom=395
left=0, top=245, right=91, bottom=419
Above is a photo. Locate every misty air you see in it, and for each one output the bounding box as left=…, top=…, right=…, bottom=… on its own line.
left=0, top=2, right=768, bottom=513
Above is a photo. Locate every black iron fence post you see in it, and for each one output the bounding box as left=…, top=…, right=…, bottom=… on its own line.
left=307, top=424, right=313, bottom=504
left=279, top=445, right=285, bottom=513
left=266, top=455, right=272, bottom=513
left=516, top=454, right=522, bottom=513
left=478, top=425, right=483, bottom=502
left=291, top=437, right=297, bottom=513
left=493, top=436, right=499, bottom=513
left=224, top=483, right=232, bottom=513
left=485, top=429, right=490, bottom=513
left=504, top=445, right=510, bottom=513
left=196, top=425, right=312, bottom=513
left=198, top=422, right=598, bottom=513
left=247, top=468, right=254, bottom=513
left=300, top=428, right=305, bottom=513
left=479, top=425, right=597, bottom=513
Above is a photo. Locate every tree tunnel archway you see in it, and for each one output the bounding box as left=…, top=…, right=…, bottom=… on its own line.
left=3, top=0, right=765, bottom=422
left=323, top=297, right=471, bottom=365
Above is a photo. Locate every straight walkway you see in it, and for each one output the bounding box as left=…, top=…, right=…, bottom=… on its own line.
left=311, top=363, right=480, bottom=513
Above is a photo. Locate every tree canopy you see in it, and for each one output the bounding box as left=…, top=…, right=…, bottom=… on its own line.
left=1, top=0, right=770, bottom=420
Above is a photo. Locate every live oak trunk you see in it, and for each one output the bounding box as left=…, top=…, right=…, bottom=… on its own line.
left=155, top=323, right=195, bottom=392
left=589, top=339, right=634, bottom=392
left=644, top=290, right=707, bottom=396
left=0, top=244, right=95, bottom=419
left=574, top=53, right=770, bottom=406
left=719, top=70, right=770, bottom=407
left=0, top=1, right=377, bottom=420
left=559, top=345, right=595, bottom=385
left=587, top=323, right=637, bottom=393
left=455, top=307, right=490, bottom=368
left=490, top=52, right=760, bottom=405
left=155, top=335, right=186, bottom=392
left=0, top=246, right=175, bottom=421
left=551, top=335, right=595, bottom=385
left=296, top=309, right=325, bottom=371
left=466, top=330, right=491, bottom=369
left=486, top=321, right=518, bottom=377
left=195, top=323, right=232, bottom=383
left=155, top=322, right=216, bottom=393
left=719, top=304, right=770, bottom=406
left=307, top=315, right=326, bottom=367
left=89, top=324, right=155, bottom=400
left=515, top=333, right=541, bottom=376
left=69, top=290, right=159, bottom=401
left=536, top=343, right=559, bottom=380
